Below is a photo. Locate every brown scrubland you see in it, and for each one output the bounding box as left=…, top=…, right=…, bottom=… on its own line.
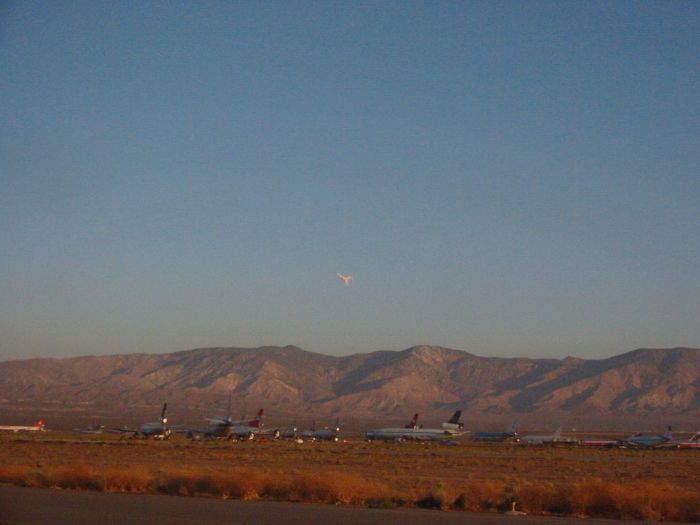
left=1, top=433, right=699, bottom=521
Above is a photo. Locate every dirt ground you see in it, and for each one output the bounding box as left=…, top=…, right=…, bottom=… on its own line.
left=2, top=432, right=698, bottom=497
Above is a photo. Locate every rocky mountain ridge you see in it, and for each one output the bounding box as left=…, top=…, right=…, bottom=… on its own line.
left=1, top=345, right=698, bottom=419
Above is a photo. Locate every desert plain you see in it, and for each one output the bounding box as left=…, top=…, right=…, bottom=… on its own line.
left=1, top=431, right=699, bottom=522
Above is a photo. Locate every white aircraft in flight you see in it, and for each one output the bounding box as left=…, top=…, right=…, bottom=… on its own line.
left=336, top=273, right=352, bottom=286
left=0, top=420, right=45, bottom=432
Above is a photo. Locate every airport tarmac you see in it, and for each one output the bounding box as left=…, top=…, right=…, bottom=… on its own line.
left=0, top=484, right=681, bottom=525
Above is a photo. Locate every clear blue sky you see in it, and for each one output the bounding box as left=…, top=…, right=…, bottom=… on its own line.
left=1, top=1, right=698, bottom=361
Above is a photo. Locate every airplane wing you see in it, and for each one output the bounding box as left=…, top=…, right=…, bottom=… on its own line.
left=107, top=426, right=138, bottom=435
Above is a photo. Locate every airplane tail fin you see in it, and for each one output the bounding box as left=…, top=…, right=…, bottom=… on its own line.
left=664, top=425, right=673, bottom=439
left=554, top=426, right=562, bottom=440
left=248, top=409, right=264, bottom=428
left=35, top=420, right=45, bottom=428
left=506, top=421, right=517, bottom=435
left=447, top=410, right=462, bottom=424
left=405, top=413, right=419, bottom=429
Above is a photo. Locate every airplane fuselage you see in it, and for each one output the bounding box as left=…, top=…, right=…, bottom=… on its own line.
left=137, top=421, right=170, bottom=439
left=0, top=420, right=44, bottom=432
left=0, top=425, right=44, bottom=432
left=366, top=427, right=451, bottom=441
left=471, top=431, right=517, bottom=442
left=626, top=436, right=669, bottom=448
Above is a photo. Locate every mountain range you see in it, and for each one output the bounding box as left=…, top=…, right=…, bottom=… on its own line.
left=1, top=345, right=699, bottom=426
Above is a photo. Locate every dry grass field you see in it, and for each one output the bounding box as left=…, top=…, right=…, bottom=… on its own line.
left=1, top=433, right=699, bottom=521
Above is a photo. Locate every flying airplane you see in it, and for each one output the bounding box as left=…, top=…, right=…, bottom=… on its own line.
left=336, top=273, right=352, bottom=286
left=471, top=422, right=518, bottom=442
left=366, top=413, right=460, bottom=441
left=520, top=427, right=567, bottom=445
left=0, top=420, right=45, bottom=432
left=441, top=410, right=465, bottom=434
left=625, top=426, right=673, bottom=448
left=112, top=403, right=172, bottom=439
left=300, top=418, right=341, bottom=442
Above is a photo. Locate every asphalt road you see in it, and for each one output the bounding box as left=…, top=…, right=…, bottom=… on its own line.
left=0, top=485, right=673, bottom=525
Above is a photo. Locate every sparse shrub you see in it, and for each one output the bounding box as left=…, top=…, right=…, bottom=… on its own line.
left=577, top=479, right=620, bottom=518
left=151, top=472, right=189, bottom=496
left=52, top=465, right=104, bottom=491
left=367, top=497, right=404, bottom=509
left=664, top=492, right=700, bottom=522
left=452, top=480, right=504, bottom=511
left=416, top=492, right=443, bottom=509
left=101, top=465, right=152, bottom=493
left=0, top=465, right=30, bottom=485
left=213, top=475, right=248, bottom=499
left=259, top=477, right=294, bottom=500
left=416, top=485, right=447, bottom=510
left=291, top=474, right=336, bottom=503
left=26, top=469, right=50, bottom=488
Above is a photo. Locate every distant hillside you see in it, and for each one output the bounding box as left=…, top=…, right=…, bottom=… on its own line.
left=1, top=346, right=699, bottom=422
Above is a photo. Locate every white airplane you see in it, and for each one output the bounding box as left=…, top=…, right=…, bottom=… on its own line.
left=229, top=409, right=279, bottom=440
left=336, top=273, right=352, bottom=286
left=0, top=420, right=45, bottom=432
left=111, top=403, right=172, bottom=439
left=520, top=427, right=566, bottom=445
left=366, top=413, right=461, bottom=441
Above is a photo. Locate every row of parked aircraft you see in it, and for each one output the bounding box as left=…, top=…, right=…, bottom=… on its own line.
left=3, top=408, right=699, bottom=449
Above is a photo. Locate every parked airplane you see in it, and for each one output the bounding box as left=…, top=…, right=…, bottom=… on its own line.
left=0, top=420, right=45, bottom=432
left=675, top=431, right=700, bottom=449
left=471, top=422, right=518, bottom=442
left=366, top=413, right=459, bottom=441
left=229, top=409, right=275, bottom=440
left=277, top=420, right=300, bottom=440
left=441, top=411, right=464, bottom=434
left=625, top=426, right=673, bottom=448
left=112, top=403, right=171, bottom=439
left=520, top=427, right=566, bottom=445
left=183, top=396, right=238, bottom=440
left=300, top=418, right=340, bottom=442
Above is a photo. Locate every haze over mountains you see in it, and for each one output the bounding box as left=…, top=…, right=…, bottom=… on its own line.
left=1, top=346, right=699, bottom=427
